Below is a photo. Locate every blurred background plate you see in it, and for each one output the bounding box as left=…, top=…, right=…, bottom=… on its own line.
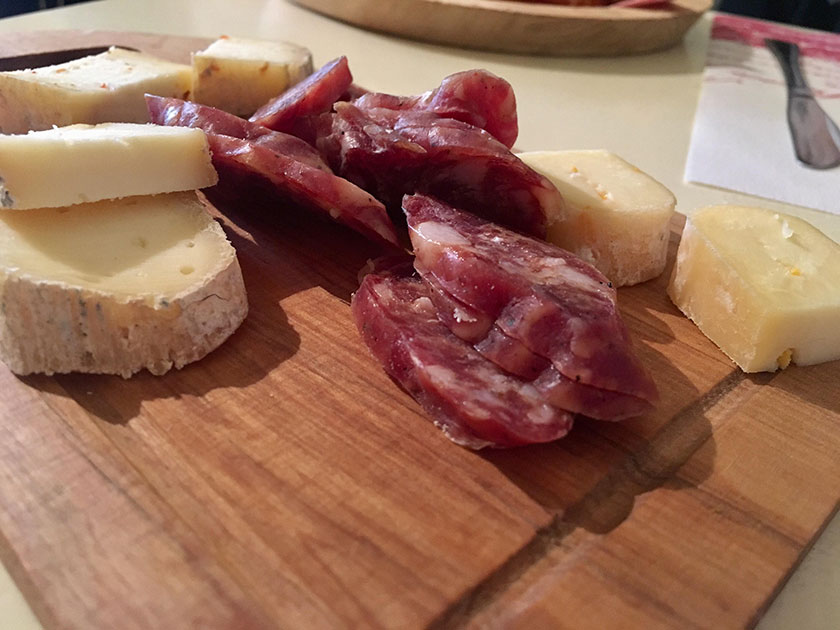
left=288, top=0, right=713, bottom=56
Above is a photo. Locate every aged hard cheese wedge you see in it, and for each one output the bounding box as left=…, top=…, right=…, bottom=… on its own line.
left=192, top=36, right=313, bottom=116
left=0, top=47, right=191, bottom=134
left=0, top=192, right=247, bottom=377
left=668, top=205, right=840, bottom=373
left=519, top=150, right=675, bottom=286
left=0, top=123, right=217, bottom=210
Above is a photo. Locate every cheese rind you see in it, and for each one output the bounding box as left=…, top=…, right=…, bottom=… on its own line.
left=192, top=36, right=313, bottom=116
left=0, top=123, right=218, bottom=210
left=0, top=47, right=191, bottom=134
left=519, top=150, right=676, bottom=286
left=667, top=205, right=840, bottom=373
left=0, top=192, right=247, bottom=377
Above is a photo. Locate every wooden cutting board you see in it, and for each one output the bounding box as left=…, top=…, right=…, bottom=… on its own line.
left=1, top=30, right=839, bottom=630
left=288, top=0, right=712, bottom=56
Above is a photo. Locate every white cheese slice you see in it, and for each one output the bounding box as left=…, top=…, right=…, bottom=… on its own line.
left=0, top=122, right=218, bottom=210
left=0, top=191, right=248, bottom=377
left=0, top=47, right=192, bottom=134
left=192, top=36, right=313, bottom=116
left=668, top=205, right=840, bottom=373
left=519, top=150, right=676, bottom=287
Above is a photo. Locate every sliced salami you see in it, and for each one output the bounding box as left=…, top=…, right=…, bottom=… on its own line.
left=205, top=134, right=400, bottom=247
left=418, top=244, right=653, bottom=419
left=404, top=194, right=658, bottom=406
left=145, top=95, right=331, bottom=172
left=319, top=102, right=558, bottom=237
left=351, top=261, right=574, bottom=448
left=354, top=69, right=518, bottom=148
left=250, top=56, right=353, bottom=135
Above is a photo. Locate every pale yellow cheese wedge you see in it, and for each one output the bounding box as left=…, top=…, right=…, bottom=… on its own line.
left=519, top=150, right=676, bottom=287
left=0, top=192, right=248, bottom=377
left=0, top=47, right=191, bottom=134
left=192, top=36, right=313, bottom=116
left=668, top=205, right=840, bottom=373
left=0, top=123, right=217, bottom=210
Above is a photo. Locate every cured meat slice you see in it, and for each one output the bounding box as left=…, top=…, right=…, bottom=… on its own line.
left=351, top=261, right=574, bottom=448
left=206, top=133, right=400, bottom=247
left=250, top=56, right=352, bottom=134
left=354, top=69, right=518, bottom=148
left=319, top=102, right=559, bottom=237
left=404, top=194, right=658, bottom=406
left=145, top=95, right=330, bottom=172
left=418, top=243, right=652, bottom=419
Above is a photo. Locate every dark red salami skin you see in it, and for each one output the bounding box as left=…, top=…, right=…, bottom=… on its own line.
left=353, top=69, right=518, bottom=148
left=404, top=194, right=658, bottom=407
left=145, top=95, right=331, bottom=172
left=250, top=56, right=353, bottom=134
left=351, top=262, right=574, bottom=448
left=206, top=133, right=400, bottom=247
left=318, top=102, right=558, bottom=238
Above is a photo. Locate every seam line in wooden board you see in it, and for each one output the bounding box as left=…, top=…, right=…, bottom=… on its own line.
left=428, top=367, right=780, bottom=630
left=32, top=376, right=279, bottom=627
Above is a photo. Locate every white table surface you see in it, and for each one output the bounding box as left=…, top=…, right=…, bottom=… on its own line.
left=0, top=1, right=837, bottom=628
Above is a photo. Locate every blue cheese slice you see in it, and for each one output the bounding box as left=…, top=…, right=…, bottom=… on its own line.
left=0, top=47, right=191, bottom=134
left=0, top=191, right=248, bottom=377
left=0, top=122, right=217, bottom=210
left=668, top=205, right=840, bottom=372
left=192, top=36, right=313, bottom=116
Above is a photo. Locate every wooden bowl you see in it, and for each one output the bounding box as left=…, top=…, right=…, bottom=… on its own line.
left=288, top=0, right=713, bottom=56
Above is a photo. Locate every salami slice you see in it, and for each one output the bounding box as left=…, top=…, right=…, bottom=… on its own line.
left=145, top=95, right=330, bottom=172
left=352, top=261, right=574, bottom=448
left=417, top=242, right=652, bottom=419
left=205, top=134, right=400, bottom=247
left=353, top=69, right=518, bottom=148
left=250, top=56, right=353, bottom=134
left=319, top=102, right=558, bottom=237
left=404, top=194, right=658, bottom=406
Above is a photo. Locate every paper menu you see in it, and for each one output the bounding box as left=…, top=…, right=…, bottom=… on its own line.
left=685, top=14, right=840, bottom=216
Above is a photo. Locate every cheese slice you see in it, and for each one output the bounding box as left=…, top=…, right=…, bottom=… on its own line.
left=668, top=205, right=840, bottom=372
left=0, top=123, right=218, bottom=210
left=0, top=47, right=191, bottom=134
left=192, top=36, right=313, bottom=116
left=519, top=150, right=676, bottom=287
left=0, top=191, right=248, bottom=377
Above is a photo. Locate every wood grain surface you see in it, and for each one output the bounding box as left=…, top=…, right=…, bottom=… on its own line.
left=287, top=0, right=712, bottom=56
left=0, top=30, right=838, bottom=630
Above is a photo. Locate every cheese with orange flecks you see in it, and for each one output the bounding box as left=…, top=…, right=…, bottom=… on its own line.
left=668, top=204, right=840, bottom=373
left=519, top=150, right=675, bottom=287
left=192, top=36, right=313, bottom=116
left=0, top=47, right=191, bottom=134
